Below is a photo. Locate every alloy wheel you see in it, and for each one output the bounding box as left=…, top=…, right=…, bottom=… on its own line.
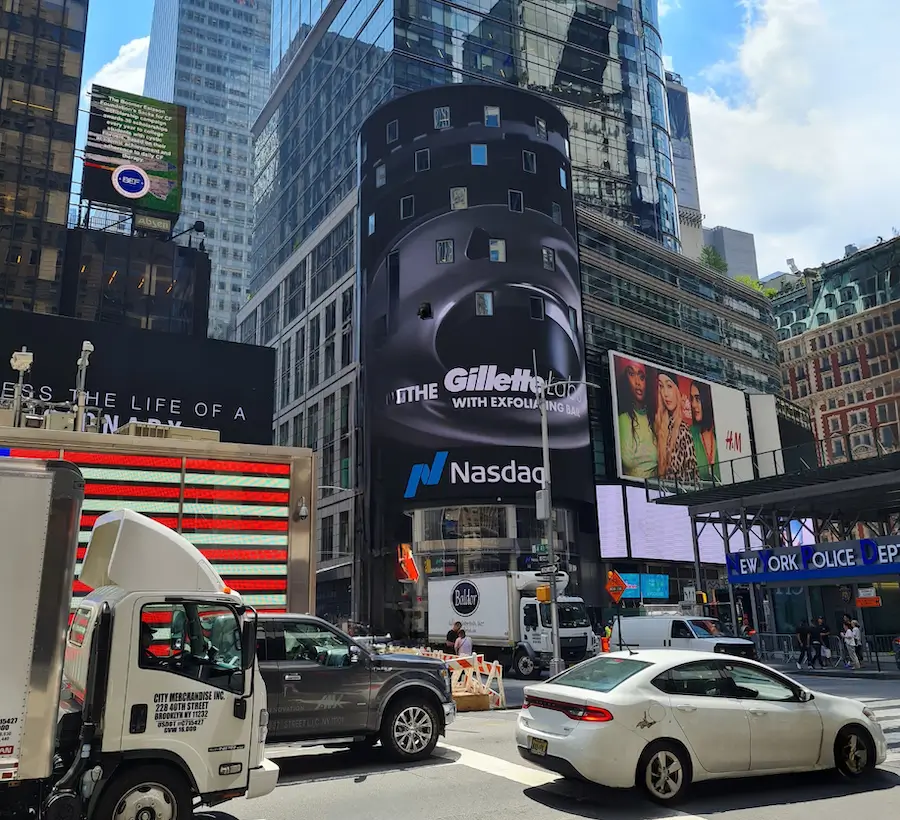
left=645, top=750, right=684, bottom=800
left=841, top=732, right=869, bottom=775
left=392, top=705, right=435, bottom=755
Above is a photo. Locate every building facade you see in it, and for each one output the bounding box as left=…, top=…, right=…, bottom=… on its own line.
left=665, top=71, right=703, bottom=261
left=0, top=0, right=87, bottom=314
left=703, top=225, right=760, bottom=281
left=776, top=237, right=900, bottom=464
left=144, top=0, right=271, bottom=339
left=250, top=0, right=681, bottom=297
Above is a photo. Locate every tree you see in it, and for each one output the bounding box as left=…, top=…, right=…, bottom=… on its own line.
left=700, top=245, right=729, bottom=274
left=733, top=274, right=779, bottom=299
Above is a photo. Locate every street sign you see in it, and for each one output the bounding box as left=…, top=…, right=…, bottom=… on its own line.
left=857, top=587, right=877, bottom=599
left=606, top=570, right=628, bottom=604
left=532, top=542, right=548, bottom=555
left=856, top=596, right=882, bottom=608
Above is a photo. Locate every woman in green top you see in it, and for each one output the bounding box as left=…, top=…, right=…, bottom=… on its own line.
left=689, top=380, right=720, bottom=483
left=616, top=360, right=658, bottom=478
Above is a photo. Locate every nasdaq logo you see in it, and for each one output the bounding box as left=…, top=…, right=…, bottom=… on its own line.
left=404, top=451, right=449, bottom=499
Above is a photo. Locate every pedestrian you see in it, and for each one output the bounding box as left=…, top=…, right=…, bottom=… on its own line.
left=454, top=629, right=473, bottom=656
left=796, top=619, right=812, bottom=669
left=445, top=621, right=461, bottom=654
left=852, top=619, right=864, bottom=666
left=842, top=621, right=861, bottom=670
left=810, top=616, right=829, bottom=669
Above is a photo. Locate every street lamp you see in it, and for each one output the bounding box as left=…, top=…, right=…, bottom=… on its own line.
left=9, top=347, right=33, bottom=428
left=533, top=368, right=603, bottom=678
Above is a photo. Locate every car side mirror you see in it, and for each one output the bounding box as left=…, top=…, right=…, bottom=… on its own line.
left=349, top=645, right=362, bottom=664
left=242, top=619, right=256, bottom=670
left=798, top=689, right=814, bottom=703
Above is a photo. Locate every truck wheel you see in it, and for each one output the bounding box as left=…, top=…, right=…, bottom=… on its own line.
left=514, top=650, right=540, bottom=680
left=380, top=698, right=440, bottom=762
left=91, top=764, right=192, bottom=820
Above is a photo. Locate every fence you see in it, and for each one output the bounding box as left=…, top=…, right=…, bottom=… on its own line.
left=754, top=632, right=899, bottom=672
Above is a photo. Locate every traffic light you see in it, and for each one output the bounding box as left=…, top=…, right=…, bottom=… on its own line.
left=695, top=591, right=708, bottom=605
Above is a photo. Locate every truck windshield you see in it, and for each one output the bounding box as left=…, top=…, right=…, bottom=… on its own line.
left=689, top=619, right=726, bottom=638
left=539, top=602, right=591, bottom=628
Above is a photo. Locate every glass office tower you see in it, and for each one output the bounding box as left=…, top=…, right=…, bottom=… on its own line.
left=144, top=0, right=271, bottom=339
left=0, top=0, right=87, bottom=314
left=252, top=0, right=678, bottom=293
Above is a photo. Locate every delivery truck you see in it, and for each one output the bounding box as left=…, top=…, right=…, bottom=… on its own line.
left=0, top=458, right=278, bottom=819
left=427, top=571, right=599, bottom=678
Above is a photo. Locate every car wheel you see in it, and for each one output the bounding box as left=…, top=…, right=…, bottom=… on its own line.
left=380, top=698, right=440, bottom=762
left=637, top=741, right=692, bottom=805
left=514, top=651, right=540, bottom=680
left=91, top=763, right=192, bottom=820
left=835, top=726, right=875, bottom=778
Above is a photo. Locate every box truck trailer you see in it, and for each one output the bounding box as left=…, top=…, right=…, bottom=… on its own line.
left=0, top=458, right=278, bottom=819
left=427, top=571, right=599, bottom=678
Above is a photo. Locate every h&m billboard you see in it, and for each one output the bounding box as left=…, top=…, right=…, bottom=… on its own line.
left=0, top=310, right=274, bottom=445
left=359, top=85, right=594, bottom=506
left=609, top=351, right=762, bottom=486
left=82, top=85, right=186, bottom=216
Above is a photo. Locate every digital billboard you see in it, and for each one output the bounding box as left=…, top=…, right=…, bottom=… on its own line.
left=82, top=85, right=186, bottom=216
left=359, top=85, right=593, bottom=506
left=609, top=351, right=754, bottom=486
left=0, top=310, right=274, bottom=445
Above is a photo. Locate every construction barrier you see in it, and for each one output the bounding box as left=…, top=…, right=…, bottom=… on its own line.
left=384, top=646, right=506, bottom=710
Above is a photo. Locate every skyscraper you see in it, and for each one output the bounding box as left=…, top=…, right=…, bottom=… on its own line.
left=666, top=71, right=704, bottom=261
left=0, top=0, right=88, bottom=314
left=144, top=0, right=271, bottom=339
left=703, top=224, right=760, bottom=281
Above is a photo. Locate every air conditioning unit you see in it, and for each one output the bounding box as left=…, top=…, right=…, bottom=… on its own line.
left=114, top=421, right=221, bottom=442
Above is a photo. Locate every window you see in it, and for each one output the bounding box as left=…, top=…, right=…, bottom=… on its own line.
left=523, top=150, right=537, bottom=173
left=476, top=291, right=494, bottom=316
left=550, top=657, right=651, bottom=693
left=535, top=117, right=547, bottom=139
left=375, top=163, right=386, bottom=187
left=551, top=202, right=562, bottom=225
left=415, top=148, right=430, bottom=172
left=671, top=620, right=693, bottom=639
left=489, top=238, right=506, bottom=262
left=484, top=106, right=501, bottom=127
left=281, top=621, right=354, bottom=668
left=68, top=607, right=91, bottom=647
left=386, top=119, right=398, bottom=143
left=400, top=195, right=414, bottom=220
left=139, top=603, right=244, bottom=694
left=433, top=106, right=450, bottom=129
left=541, top=247, right=555, bottom=271
left=471, top=144, right=487, bottom=165
left=568, top=306, right=578, bottom=332
left=367, top=213, right=375, bottom=235
left=508, top=190, right=523, bottom=213
left=436, top=239, right=454, bottom=264
left=721, top=663, right=796, bottom=702
left=652, top=660, right=726, bottom=697
left=829, top=417, right=841, bottom=432
left=450, top=187, right=468, bottom=210
left=530, top=296, right=545, bottom=320
left=559, top=167, right=567, bottom=189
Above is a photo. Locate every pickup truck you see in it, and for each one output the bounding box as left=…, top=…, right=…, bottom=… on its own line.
left=257, top=614, right=456, bottom=761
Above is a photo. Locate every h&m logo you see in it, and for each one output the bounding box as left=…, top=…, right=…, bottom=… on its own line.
left=404, top=451, right=449, bottom=499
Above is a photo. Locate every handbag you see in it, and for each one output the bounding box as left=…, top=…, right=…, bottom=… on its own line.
left=821, top=646, right=831, bottom=659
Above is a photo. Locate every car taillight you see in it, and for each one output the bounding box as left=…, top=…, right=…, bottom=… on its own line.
left=522, top=696, right=612, bottom=722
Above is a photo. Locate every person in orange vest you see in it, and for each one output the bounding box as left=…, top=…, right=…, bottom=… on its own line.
left=601, top=620, right=612, bottom=653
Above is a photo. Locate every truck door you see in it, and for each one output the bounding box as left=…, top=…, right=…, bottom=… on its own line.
left=522, top=603, right=540, bottom=648
left=121, top=601, right=255, bottom=797
left=271, top=620, right=371, bottom=741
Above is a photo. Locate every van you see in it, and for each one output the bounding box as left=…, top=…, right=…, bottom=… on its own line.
left=609, top=615, right=756, bottom=659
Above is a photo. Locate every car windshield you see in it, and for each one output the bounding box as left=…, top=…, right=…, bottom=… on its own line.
left=539, top=602, right=591, bottom=628
left=689, top=619, right=726, bottom=638
left=550, top=656, right=651, bottom=693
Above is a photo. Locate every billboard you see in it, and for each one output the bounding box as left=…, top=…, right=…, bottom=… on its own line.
left=82, top=85, right=186, bottom=216
left=0, top=310, right=274, bottom=445
left=359, top=85, right=593, bottom=506
left=609, top=351, right=753, bottom=486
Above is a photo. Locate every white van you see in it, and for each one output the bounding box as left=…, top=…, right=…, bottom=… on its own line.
left=610, top=615, right=756, bottom=659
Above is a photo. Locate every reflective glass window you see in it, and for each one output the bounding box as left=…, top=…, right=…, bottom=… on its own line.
left=471, top=144, right=488, bottom=166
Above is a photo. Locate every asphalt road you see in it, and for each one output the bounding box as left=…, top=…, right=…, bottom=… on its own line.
left=207, top=677, right=900, bottom=820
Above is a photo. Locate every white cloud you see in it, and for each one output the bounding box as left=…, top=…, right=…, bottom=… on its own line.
left=689, top=0, right=900, bottom=275
left=82, top=37, right=150, bottom=101
left=663, top=54, right=675, bottom=72
left=658, top=0, right=681, bottom=16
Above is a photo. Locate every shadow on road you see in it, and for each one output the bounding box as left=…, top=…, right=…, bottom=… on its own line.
left=523, top=768, right=900, bottom=818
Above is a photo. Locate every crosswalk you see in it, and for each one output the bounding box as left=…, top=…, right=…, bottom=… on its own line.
left=861, top=697, right=900, bottom=763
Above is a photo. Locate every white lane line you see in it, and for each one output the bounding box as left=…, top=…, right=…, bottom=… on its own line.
left=437, top=744, right=561, bottom=788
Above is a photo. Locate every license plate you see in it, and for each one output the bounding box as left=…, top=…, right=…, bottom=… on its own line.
left=529, top=737, right=548, bottom=757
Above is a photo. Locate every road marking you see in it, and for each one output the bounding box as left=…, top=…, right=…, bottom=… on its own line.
left=437, top=744, right=561, bottom=787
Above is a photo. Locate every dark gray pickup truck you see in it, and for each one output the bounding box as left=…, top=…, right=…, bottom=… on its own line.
left=257, top=614, right=456, bottom=761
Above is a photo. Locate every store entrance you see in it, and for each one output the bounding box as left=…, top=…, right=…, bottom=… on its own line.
left=809, top=585, right=851, bottom=633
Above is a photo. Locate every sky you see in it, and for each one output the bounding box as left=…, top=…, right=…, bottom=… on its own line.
left=82, top=0, right=900, bottom=277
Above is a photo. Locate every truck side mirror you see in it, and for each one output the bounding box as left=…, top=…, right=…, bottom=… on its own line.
left=242, top=619, right=256, bottom=670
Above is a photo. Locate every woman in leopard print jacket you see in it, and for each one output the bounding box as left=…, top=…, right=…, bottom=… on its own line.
left=654, top=370, right=700, bottom=485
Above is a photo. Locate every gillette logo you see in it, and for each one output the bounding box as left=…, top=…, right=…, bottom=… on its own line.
left=404, top=451, right=545, bottom=499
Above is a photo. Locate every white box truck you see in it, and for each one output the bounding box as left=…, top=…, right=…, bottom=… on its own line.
left=427, top=571, right=599, bottom=678
left=0, top=459, right=278, bottom=820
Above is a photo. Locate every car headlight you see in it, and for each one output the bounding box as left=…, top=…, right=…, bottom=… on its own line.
left=863, top=707, right=877, bottom=721
left=440, top=666, right=451, bottom=692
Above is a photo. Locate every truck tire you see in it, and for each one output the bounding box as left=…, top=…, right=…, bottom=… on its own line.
left=379, top=697, right=440, bottom=763
left=91, top=763, right=192, bottom=820
left=514, top=650, right=540, bottom=680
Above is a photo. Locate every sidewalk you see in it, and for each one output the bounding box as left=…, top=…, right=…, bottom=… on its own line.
left=769, top=661, right=900, bottom=680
